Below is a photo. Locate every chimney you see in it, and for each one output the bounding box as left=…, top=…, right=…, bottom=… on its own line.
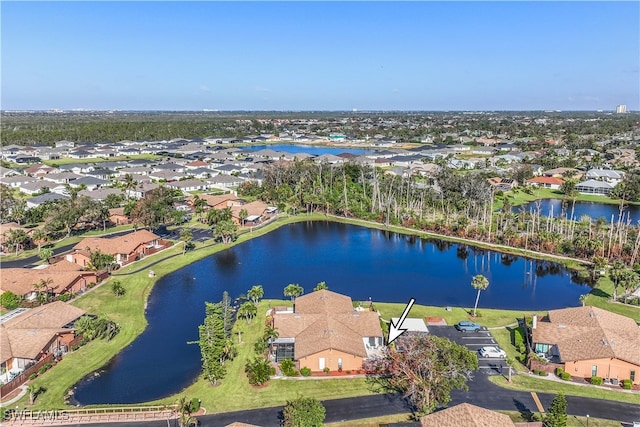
left=532, top=315, right=537, bottom=330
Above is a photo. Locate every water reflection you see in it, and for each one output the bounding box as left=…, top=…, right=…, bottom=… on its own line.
left=72, top=221, right=589, bottom=405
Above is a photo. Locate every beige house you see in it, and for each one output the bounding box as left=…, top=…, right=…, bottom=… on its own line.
left=68, top=230, right=168, bottom=267
left=532, top=306, right=640, bottom=384
left=0, top=301, right=86, bottom=379
left=270, top=290, right=383, bottom=372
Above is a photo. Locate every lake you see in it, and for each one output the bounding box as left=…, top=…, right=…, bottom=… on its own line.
left=517, top=199, right=640, bottom=224
left=72, top=221, right=590, bottom=405
left=240, top=144, right=373, bottom=156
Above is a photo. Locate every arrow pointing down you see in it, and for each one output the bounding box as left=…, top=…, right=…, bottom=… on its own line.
left=387, top=297, right=415, bottom=345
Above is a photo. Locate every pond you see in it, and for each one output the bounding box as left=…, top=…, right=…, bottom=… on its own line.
left=72, top=221, right=590, bottom=405
left=240, top=144, right=373, bottom=156
left=517, top=199, right=640, bottom=224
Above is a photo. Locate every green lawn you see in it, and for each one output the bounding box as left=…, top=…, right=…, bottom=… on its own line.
left=497, top=187, right=639, bottom=210
left=585, top=276, right=640, bottom=322
left=488, top=374, right=640, bottom=405
left=42, top=154, right=162, bottom=167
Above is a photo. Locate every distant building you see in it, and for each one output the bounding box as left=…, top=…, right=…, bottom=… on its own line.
left=616, top=104, right=627, bottom=114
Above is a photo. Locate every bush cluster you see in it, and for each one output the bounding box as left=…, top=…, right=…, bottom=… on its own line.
left=280, top=359, right=299, bottom=377
left=533, top=369, right=548, bottom=376
left=622, top=379, right=633, bottom=390
left=590, top=376, right=603, bottom=385
left=300, top=367, right=311, bottom=377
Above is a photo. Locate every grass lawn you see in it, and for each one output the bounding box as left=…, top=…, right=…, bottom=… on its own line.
left=585, top=276, right=640, bottom=322
left=500, top=411, right=622, bottom=427
left=488, top=374, right=640, bottom=405
left=325, top=413, right=412, bottom=426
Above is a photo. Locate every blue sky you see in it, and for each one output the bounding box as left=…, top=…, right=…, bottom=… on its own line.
left=2, top=1, right=638, bottom=111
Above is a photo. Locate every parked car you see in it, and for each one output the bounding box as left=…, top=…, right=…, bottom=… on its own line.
left=455, top=321, right=481, bottom=332
left=479, top=346, right=506, bottom=358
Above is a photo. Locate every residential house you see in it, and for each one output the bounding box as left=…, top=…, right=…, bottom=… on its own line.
left=542, top=168, right=582, bottom=179
left=187, top=193, right=241, bottom=210
left=585, top=169, right=624, bottom=185
left=575, top=180, right=614, bottom=196
left=127, top=182, right=160, bottom=199
left=207, top=174, right=245, bottom=189
left=0, top=301, right=87, bottom=380
left=270, top=290, right=384, bottom=372
left=26, top=193, right=69, bottom=209
left=68, top=230, right=169, bottom=267
left=487, top=177, right=518, bottom=192
left=531, top=306, right=640, bottom=385
left=526, top=176, right=564, bottom=190
left=420, top=403, right=531, bottom=427
left=167, top=179, right=212, bottom=192
left=230, top=200, right=272, bottom=225
left=17, top=180, right=53, bottom=196
left=0, top=260, right=104, bottom=300
left=78, top=188, right=124, bottom=201
left=108, top=207, right=130, bottom=225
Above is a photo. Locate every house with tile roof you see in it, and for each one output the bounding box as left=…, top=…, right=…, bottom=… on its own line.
left=531, top=306, right=640, bottom=384
left=270, top=290, right=383, bottom=372
left=526, top=176, right=564, bottom=190
left=68, top=230, right=169, bottom=267
left=420, top=403, right=527, bottom=427
left=0, top=302, right=87, bottom=379
left=0, top=260, right=105, bottom=300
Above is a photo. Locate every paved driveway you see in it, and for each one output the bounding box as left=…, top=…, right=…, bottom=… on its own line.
left=428, top=325, right=508, bottom=375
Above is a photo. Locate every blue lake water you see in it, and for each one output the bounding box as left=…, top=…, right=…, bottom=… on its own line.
left=240, top=144, right=373, bottom=156
left=517, top=199, right=640, bottom=224
left=72, top=221, right=590, bottom=405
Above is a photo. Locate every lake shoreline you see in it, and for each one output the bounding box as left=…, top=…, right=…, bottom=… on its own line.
left=25, top=213, right=595, bottom=409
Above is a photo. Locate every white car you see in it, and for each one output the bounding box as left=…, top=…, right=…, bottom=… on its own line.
left=479, top=346, right=506, bottom=358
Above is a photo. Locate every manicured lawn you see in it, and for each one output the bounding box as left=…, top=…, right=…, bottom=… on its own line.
left=325, top=413, right=412, bottom=426
left=488, top=374, right=640, bottom=405
left=585, top=276, right=640, bottom=322
left=500, top=411, right=621, bottom=427
left=374, top=303, right=531, bottom=330
left=496, top=187, right=638, bottom=209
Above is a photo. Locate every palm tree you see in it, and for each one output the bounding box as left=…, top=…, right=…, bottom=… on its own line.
left=591, top=256, right=607, bottom=279
left=239, top=208, right=248, bottom=227
left=579, top=294, right=588, bottom=307
left=608, top=260, right=625, bottom=301
left=31, top=228, right=48, bottom=254
left=33, top=277, right=53, bottom=304
left=313, top=281, right=328, bottom=291
left=247, top=285, right=264, bottom=304
left=619, top=269, right=640, bottom=304
left=283, top=283, right=304, bottom=304
left=471, top=274, right=489, bottom=317
left=237, top=301, right=257, bottom=324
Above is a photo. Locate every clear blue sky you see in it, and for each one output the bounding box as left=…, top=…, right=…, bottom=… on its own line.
left=2, top=1, right=638, bottom=111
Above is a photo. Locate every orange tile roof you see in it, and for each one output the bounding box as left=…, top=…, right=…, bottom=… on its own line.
left=527, top=176, right=564, bottom=185
left=74, top=230, right=159, bottom=256
left=532, top=306, right=640, bottom=366
left=273, top=290, right=382, bottom=360
left=1, top=301, right=86, bottom=363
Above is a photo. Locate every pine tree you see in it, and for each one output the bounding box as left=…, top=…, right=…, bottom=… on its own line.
left=199, top=302, right=227, bottom=385
left=544, top=392, right=567, bottom=427
left=220, top=291, right=234, bottom=338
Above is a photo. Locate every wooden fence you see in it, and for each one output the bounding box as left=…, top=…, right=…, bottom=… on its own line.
left=1, top=354, right=54, bottom=398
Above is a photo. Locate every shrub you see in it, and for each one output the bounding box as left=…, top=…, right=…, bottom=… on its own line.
left=590, top=376, right=603, bottom=385
left=38, top=366, right=47, bottom=375
left=555, top=367, right=564, bottom=376
left=346, top=370, right=352, bottom=374
left=29, top=373, right=37, bottom=380
left=534, top=369, right=548, bottom=376
left=280, top=359, right=298, bottom=377
left=300, top=367, right=311, bottom=377
left=622, top=379, right=633, bottom=390
left=0, top=290, right=22, bottom=310
left=189, top=398, right=200, bottom=413
left=87, top=282, right=97, bottom=289
left=254, top=338, right=267, bottom=355
left=245, top=358, right=273, bottom=386
left=560, top=372, right=571, bottom=381
left=58, top=293, right=73, bottom=302
left=323, top=367, right=330, bottom=374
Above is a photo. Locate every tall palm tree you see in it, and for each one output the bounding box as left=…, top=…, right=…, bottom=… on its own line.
left=31, top=228, right=48, bottom=254
left=471, top=274, right=489, bottom=317
left=608, top=260, right=625, bottom=301
left=283, top=283, right=304, bottom=304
